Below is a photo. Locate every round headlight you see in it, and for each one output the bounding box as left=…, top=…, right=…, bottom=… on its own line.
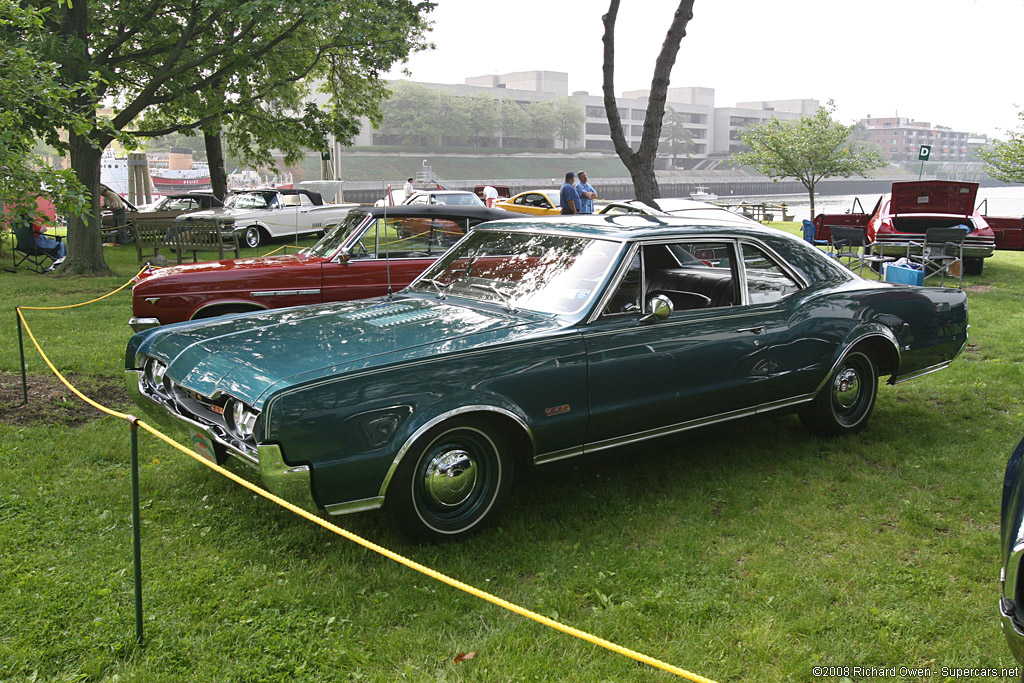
left=229, top=399, right=257, bottom=440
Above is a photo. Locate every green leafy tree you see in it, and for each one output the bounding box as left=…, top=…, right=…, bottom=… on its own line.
left=30, top=0, right=433, bottom=275
left=1, top=0, right=92, bottom=240
left=380, top=81, right=445, bottom=146
left=734, top=100, right=884, bottom=219
left=463, top=94, right=500, bottom=147
left=602, top=0, right=695, bottom=206
left=659, top=107, right=695, bottom=168
left=552, top=96, right=584, bottom=150
left=500, top=100, right=532, bottom=145
left=529, top=101, right=559, bottom=149
left=980, top=110, right=1024, bottom=182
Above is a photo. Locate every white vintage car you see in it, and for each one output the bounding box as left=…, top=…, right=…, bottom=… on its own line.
left=177, top=189, right=359, bottom=248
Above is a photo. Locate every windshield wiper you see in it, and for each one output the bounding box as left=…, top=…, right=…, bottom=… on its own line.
left=469, top=283, right=517, bottom=313
left=420, top=277, right=451, bottom=300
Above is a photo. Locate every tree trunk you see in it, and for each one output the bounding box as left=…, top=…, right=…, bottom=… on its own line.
left=55, top=0, right=110, bottom=276
left=205, top=129, right=228, bottom=201
left=602, top=0, right=694, bottom=208
left=58, top=126, right=112, bottom=276
left=624, top=157, right=660, bottom=207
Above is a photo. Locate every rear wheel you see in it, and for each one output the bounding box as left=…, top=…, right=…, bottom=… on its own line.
left=385, top=418, right=514, bottom=542
left=963, top=256, right=984, bottom=276
left=243, top=226, right=264, bottom=248
left=800, top=351, right=878, bottom=436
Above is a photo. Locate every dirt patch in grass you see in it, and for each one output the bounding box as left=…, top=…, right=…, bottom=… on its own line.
left=0, top=371, right=132, bottom=427
left=965, top=284, right=994, bottom=294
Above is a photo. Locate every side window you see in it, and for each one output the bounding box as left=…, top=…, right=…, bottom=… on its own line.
left=644, top=241, right=737, bottom=312
left=601, top=252, right=642, bottom=316
left=740, top=243, right=800, bottom=304
left=298, top=194, right=313, bottom=207
left=352, top=219, right=379, bottom=258
left=514, top=195, right=528, bottom=206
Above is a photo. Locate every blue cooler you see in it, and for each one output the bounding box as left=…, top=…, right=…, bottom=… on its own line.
left=884, top=263, right=924, bottom=286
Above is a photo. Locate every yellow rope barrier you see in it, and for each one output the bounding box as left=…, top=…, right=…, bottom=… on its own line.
left=18, top=266, right=149, bottom=311
left=15, top=288, right=719, bottom=683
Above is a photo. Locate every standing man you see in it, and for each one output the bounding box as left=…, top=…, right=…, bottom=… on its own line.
left=559, top=171, right=581, bottom=215
left=403, top=177, right=415, bottom=198
left=100, top=185, right=127, bottom=243
left=482, top=185, right=499, bottom=207
left=574, top=170, right=597, bottom=214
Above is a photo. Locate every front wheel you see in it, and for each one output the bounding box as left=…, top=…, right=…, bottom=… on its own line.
left=243, top=226, right=263, bottom=248
left=963, top=256, right=983, bottom=276
left=385, top=419, right=514, bottom=542
left=800, top=350, right=878, bottom=436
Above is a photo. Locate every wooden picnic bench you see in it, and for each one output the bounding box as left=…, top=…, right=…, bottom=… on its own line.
left=133, top=219, right=241, bottom=264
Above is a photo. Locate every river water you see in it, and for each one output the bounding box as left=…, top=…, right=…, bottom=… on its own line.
left=712, top=186, right=1024, bottom=221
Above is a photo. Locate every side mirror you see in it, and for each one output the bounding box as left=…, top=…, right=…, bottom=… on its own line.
left=640, top=294, right=673, bottom=323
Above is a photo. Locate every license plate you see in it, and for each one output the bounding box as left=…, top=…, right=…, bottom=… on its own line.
left=191, top=431, right=217, bottom=463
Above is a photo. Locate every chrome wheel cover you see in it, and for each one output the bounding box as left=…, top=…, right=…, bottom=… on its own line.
left=422, top=449, right=478, bottom=508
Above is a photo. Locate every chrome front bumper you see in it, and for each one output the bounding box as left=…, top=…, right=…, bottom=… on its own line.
left=129, top=317, right=161, bottom=333
left=124, top=370, right=318, bottom=514
left=1001, top=548, right=1024, bottom=664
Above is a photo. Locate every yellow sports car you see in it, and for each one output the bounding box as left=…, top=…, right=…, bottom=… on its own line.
left=495, top=189, right=562, bottom=216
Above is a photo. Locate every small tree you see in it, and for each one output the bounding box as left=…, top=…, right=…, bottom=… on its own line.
left=552, top=97, right=584, bottom=150
left=980, top=110, right=1024, bottom=183
left=660, top=107, right=695, bottom=168
left=734, top=100, right=884, bottom=219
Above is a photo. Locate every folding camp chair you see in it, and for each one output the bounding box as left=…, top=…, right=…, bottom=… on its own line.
left=829, top=226, right=896, bottom=278
left=8, top=221, right=63, bottom=273
left=912, top=227, right=967, bottom=288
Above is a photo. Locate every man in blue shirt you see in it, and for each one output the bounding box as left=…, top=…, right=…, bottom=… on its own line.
left=559, top=171, right=581, bottom=215
left=574, top=170, right=597, bottom=214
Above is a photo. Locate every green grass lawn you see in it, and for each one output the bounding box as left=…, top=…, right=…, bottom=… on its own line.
left=1, top=230, right=1022, bottom=681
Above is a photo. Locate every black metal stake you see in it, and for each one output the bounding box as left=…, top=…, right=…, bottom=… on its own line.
left=129, top=418, right=144, bottom=644
left=16, top=308, right=27, bottom=404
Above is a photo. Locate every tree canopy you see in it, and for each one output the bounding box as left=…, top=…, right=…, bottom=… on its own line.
left=0, top=0, right=93, bottom=230
left=378, top=82, right=567, bottom=149
left=734, top=101, right=884, bottom=219
left=26, top=0, right=434, bottom=274
left=980, top=110, right=1024, bottom=183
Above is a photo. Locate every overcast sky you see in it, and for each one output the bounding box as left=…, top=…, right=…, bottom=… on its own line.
left=385, top=0, right=1022, bottom=138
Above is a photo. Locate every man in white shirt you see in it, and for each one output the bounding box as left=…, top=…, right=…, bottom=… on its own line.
left=482, top=185, right=499, bottom=207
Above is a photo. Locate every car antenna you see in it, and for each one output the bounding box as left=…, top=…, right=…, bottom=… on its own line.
left=383, top=180, right=393, bottom=301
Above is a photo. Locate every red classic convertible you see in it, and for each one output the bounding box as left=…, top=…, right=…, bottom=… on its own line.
left=129, top=205, right=517, bottom=330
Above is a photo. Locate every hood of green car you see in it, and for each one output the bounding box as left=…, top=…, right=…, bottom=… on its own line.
left=127, top=295, right=563, bottom=406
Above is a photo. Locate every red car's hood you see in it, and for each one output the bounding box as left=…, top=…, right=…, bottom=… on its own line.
left=889, top=181, right=978, bottom=217
left=140, top=253, right=326, bottom=280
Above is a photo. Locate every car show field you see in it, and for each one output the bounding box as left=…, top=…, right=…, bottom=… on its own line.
left=1, top=223, right=1022, bottom=680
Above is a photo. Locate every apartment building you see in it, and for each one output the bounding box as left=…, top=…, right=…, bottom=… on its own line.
left=859, top=116, right=973, bottom=163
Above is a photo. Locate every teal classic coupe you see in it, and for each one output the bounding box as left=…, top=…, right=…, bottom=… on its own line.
left=126, top=214, right=968, bottom=541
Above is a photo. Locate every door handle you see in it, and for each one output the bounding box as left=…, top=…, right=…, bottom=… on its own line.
left=737, top=326, right=765, bottom=334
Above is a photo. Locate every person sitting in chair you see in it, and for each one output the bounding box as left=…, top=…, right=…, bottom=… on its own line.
left=32, top=219, right=67, bottom=263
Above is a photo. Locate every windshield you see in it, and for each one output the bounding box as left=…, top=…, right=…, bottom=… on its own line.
left=440, top=193, right=484, bottom=206
left=224, top=192, right=277, bottom=209
left=410, top=230, right=621, bottom=315
left=303, top=212, right=370, bottom=258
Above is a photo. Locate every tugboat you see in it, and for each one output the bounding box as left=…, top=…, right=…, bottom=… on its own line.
left=149, top=147, right=211, bottom=192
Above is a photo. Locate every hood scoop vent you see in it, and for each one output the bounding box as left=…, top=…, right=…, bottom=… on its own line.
left=339, top=302, right=439, bottom=328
